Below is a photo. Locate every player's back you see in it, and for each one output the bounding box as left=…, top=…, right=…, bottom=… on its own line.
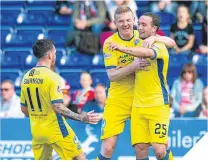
left=103, top=30, right=143, bottom=98
left=133, top=42, right=169, bottom=107
left=21, top=66, right=68, bottom=144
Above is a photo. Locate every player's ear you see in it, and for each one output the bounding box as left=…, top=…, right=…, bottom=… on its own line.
left=48, top=52, right=53, bottom=60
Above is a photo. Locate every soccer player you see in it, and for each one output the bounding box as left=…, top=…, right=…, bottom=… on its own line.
left=108, top=12, right=174, bottom=160
left=20, top=39, right=102, bottom=160
left=97, top=6, right=175, bottom=160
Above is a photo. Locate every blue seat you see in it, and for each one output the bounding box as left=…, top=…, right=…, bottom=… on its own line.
left=192, top=54, right=208, bottom=65
left=196, top=65, right=207, bottom=77
left=90, top=69, right=110, bottom=87
left=193, top=26, right=202, bottom=46
left=1, top=69, right=22, bottom=83
left=47, top=28, right=68, bottom=47
left=92, top=54, right=105, bottom=68
left=168, top=65, right=182, bottom=77
left=1, top=26, right=12, bottom=47
left=16, top=11, right=47, bottom=26
left=160, top=26, right=171, bottom=36
left=169, top=54, right=191, bottom=66
left=1, top=10, right=21, bottom=25
left=26, top=0, right=56, bottom=7
left=55, top=48, right=67, bottom=66
left=59, top=69, right=82, bottom=90
left=23, top=54, right=38, bottom=69
left=58, top=52, right=92, bottom=69
left=1, top=1, right=25, bottom=8
left=49, top=14, right=71, bottom=26
left=5, top=27, right=44, bottom=47
left=156, top=12, right=175, bottom=26
left=2, top=49, right=32, bottom=69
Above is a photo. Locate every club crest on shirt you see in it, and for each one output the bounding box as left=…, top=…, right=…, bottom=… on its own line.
left=134, top=39, right=140, bottom=46
left=104, top=53, right=112, bottom=59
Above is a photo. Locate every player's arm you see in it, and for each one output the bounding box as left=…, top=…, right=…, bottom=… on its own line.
left=142, top=35, right=176, bottom=48
left=20, top=89, right=29, bottom=117
left=21, top=106, right=29, bottom=117
left=103, top=40, right=149, bottom=81
left=52, top=103, right=100, bottom=124
left=108, top=42, right=155, bottom=59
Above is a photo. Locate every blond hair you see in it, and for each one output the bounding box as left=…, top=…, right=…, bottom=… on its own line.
left=114, top=5, right=133, bottom=20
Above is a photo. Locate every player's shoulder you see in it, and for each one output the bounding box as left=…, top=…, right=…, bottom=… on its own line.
left=103, top=32, right=118, bottom=44
left=152, top=42, right=167, bottom=50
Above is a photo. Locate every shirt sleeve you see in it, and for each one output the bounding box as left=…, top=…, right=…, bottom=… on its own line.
left=20, top=89, right=27, bottom=107
left=188, top=24, right=194, bottom=35
left=49, top=74, right=64, bottom=104
left=103, top=40, right=118, bottom=69
left=150, top=43, right=168, bottom=60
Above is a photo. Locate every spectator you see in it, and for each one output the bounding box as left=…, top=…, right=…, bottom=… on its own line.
left=170, top=63, right=204, bottom=117
left=170, top=5, right=195, bottom=55
left=67, top=0, right=106, bottom=46
left=55, top=0, right=73, bottom=15
left=72, top=72, right=95, bottom=112
left=189, top=1, right=207, bottom=23
left=197, top=17, right=208, bottom=54
left=0, top=80, right=24, bottom=118
left=104, top=0, right=138, bottom=31
left=150, top=0, right=178, bottom=17
left=81, top=83, right=106, bottom=114
left=198, top=87, right=208, bottom=118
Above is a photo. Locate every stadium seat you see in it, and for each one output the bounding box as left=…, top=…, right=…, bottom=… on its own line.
left=160, top=26, right=171, bottom=36
left=92, top=54, right=105, bottom=68
left=5, top=27, right=45, bottom=47
left=49, top=14, right=71, bottom=26
left=1, top=9, right=21, bottom=26
left=196, top=65, right=207, bottom=77
left=2, top=48, right=32, bottom=69
left=47, top=27, right=68, bottom=47
left=1, top=69, right=22, bottom=83
left=1, top=26, right=12, bottom=48
left=59, top=69, right=83, bottom=90
left=193, top=25, right=202, bottom=46
left=199, top=76, right=207, bottom=86
left=90, top=69, right=110, bottom=88
left=26, top=0, right=56, bottom=7
left=17, top=11, right=48, bottom=26
left=192, top=54, right=208, bottom=65
left=1, top=1, right=25, bottom=9
left=55, top=48, right=67, bottom=66
left=169, top=54, right=191, bottom=66
left=156, top=12, right=175, bottom=26
left=21, top=54, right=38, bottom=69
left=58, top=52, right=92, bottom=69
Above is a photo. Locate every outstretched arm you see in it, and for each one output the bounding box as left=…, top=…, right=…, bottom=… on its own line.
left=142, top=35, right=176, bottom=48
left=52, top=103, right=101, bottom=124
left=108, top=42, right=155, bottom=59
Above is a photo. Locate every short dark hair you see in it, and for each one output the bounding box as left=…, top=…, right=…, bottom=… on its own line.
left=32, top=39, right=54, bottom=59
left=142, top=12, right=160, bottom=32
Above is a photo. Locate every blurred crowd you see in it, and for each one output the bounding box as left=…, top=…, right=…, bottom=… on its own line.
left=1, top=0, right=207, bottom=119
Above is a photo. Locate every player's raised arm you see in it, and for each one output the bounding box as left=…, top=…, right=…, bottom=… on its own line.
left=52, top=103, right=101, bottom=124
left=108, top=42, right=155, bottom=59
left=142, top=35, right=176, bottom=48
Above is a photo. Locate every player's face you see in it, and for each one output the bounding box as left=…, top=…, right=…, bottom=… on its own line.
left=1, top=82, right=15, bottom=101
left=95, top=86, right=106, bottom=103
left=137, top=15, right=157, bottom=40
left=80, top=73, right=92, bottom=89
left=114, top=11, right=135, bottom=38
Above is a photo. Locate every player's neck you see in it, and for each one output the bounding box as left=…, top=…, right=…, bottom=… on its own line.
left=118, top=31, right=134, bottom=41
left=36, top=61, right=51, bottom=69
